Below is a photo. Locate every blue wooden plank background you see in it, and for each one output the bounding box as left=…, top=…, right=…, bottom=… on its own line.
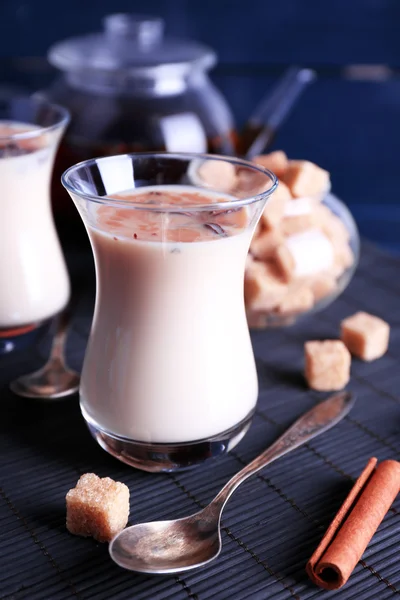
left=0, top=0, right=399, bottom=253
left=1, top=0, right=400, bottom=64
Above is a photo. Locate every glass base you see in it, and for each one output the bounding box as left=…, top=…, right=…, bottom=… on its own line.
left=84, top=410, right=254, bottom=473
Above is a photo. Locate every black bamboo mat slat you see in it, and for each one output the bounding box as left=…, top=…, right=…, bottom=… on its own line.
left=1, top=240, right=399, bottom=600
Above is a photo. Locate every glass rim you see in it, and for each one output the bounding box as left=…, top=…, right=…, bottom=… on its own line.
left=0, top=96, right=70, bottom=142
left=61, top=152, right=278, bottom=212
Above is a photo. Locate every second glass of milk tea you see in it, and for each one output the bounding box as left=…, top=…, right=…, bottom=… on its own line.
left=62, top=153, right=277, bottom=471
left=0, top=96, right=70, bottom=354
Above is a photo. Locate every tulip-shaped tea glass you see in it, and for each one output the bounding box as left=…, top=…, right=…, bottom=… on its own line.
left=62, top=153, right=277, bottom=471
left=0, top=96, right=70, bottom=354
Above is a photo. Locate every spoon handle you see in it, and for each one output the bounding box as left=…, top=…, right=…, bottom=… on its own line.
left=48, top=288, right=81, bottom=365
left=238, top=67, right=316, bottom=159
left=211, top=391, right=355, bottom=513
left=48, top=306, right=72, bottom=363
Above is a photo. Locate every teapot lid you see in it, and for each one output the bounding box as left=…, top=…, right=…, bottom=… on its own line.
left=48, top=14, right=216, bottom=76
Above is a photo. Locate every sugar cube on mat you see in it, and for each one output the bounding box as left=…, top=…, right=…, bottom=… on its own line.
left=341, top=312, right=390, bottom=361
left=66, top=473, right=130, bottom=542
left=305, top=340, right=351, bottom=391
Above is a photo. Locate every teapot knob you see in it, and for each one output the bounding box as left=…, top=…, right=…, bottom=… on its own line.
left=103, top=13, right=164, bottom=50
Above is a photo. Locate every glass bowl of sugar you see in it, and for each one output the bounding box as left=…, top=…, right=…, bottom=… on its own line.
left=245, top=190, right=360, bottom=328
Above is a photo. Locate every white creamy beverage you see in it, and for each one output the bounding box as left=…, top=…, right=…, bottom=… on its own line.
left=0, top=122, right=70, bottom=331
left=80, top=186, right=258, bottom=443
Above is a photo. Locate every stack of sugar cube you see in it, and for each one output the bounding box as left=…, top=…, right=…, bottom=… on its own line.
left=244, top=151, right=355, bottom=327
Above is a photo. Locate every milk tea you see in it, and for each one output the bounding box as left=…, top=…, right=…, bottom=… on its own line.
left=0, top=122, right=70, bottom=332
left=80, top=186, right=258, bottom=443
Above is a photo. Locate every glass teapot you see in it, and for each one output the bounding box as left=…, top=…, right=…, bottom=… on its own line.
left=44, top=14, right=236, bottom=222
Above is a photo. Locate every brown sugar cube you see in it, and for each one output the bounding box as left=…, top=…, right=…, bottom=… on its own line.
left=313, top=203, right=332, bottom=226
left=260, top=180, right=291, bottom=230
left=194, top=159, right=238, bottom=192
left=313, top=205, right=353, bottom=277
left=244, top=260, right=287, bottom=311
left=276, top=282, right=314, bottom=315
left=66, top=473, right=130, bottom=543
left=305, top=340, right=351, bottom=391
left=283, top=160, right=330, bottom=198
left=280, top=196, right=316, bottom=236
left=315, top=205, right=350, bottom=244
left=341, top=312, right=390, bottom=361
left=273, top=244, right=296, bottom=282
left=235, top=168, right=256, bottom=194
left=332, top=242, right=354, bottom=277
left=310, top=273, right=337, bottom=303
left=250, top=228, right=284, bottom=260
left=235, top=167, right=273, bottom=197
left=280, top=212, right=316, bottom=236
left=252, top=151, right=289, bottom=178
left=312, top=206, right=353, bottom=277
left=215, top=206, right=248, bottom=229
left=274, top=179, right=292, bottom=201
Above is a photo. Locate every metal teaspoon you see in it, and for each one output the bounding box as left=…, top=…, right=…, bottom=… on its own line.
left=109, top=391, right=355, bottom=574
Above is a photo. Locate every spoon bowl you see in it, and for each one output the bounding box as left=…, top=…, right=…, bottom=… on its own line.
left=9, top=307, right=80, bottom=399
left=9, top=360, right=80, bottom=399
left=111, top=510, right=221, bottom=574
left=110, top=391, right=355, bottom=574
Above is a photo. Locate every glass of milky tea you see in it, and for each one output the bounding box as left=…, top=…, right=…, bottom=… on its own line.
left=0, top=96, right=70, bottom=353
left=62, top=153, right=277, bottom=471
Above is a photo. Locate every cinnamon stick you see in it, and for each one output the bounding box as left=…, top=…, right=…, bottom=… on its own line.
left=306, top=457, right=400, bottom=590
